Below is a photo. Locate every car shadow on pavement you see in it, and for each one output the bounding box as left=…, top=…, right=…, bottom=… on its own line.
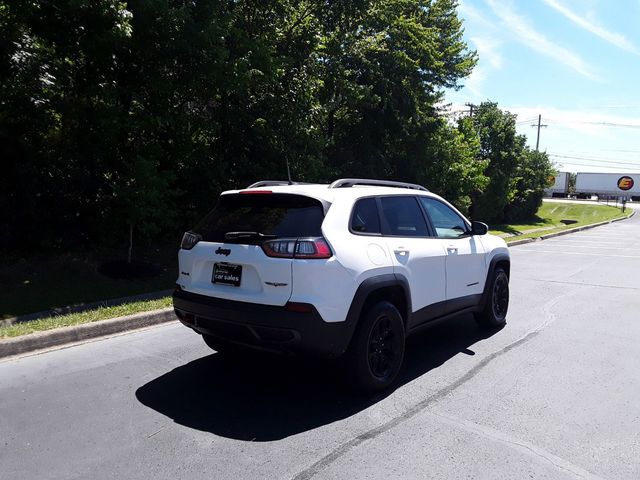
left=135, top=314, right=502, bottom=441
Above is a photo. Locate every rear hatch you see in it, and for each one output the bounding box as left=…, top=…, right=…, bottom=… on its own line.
left=177, top=192, right=326, bottom=306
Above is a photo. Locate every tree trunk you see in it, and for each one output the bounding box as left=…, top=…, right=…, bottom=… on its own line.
left=128, top=223, right=133, bottom=264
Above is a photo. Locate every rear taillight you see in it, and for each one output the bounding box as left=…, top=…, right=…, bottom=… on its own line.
left=261, top=239, right=297, bottom=258
left=261, top=237, right=332, bottom=259
left=295, top=238, right=332, bottom=258
left=180, top=231, right=202, bottom=250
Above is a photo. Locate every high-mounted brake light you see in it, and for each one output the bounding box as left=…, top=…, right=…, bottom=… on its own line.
left=239, top=190, right=272, bottom=194
left=261, top=238, right=333, bottom=259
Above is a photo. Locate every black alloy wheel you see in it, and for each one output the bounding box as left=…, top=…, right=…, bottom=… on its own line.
left=476, top=267, right=509, bottom=329
left=491, top=270, right=509, bottom=320
left=367, top=316, right=396, bottom=380
left=347, top=301, right=405, bottom=392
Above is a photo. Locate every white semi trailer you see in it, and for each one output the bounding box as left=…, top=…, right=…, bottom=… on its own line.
left=575, top=172, right=640, bottom=200
left=544, top=172, right=569, bottom=197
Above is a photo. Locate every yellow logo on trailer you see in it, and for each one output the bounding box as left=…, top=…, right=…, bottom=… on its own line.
left=617, top=176, right=634, bottom=191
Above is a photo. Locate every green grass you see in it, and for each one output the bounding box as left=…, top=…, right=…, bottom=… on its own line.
left=0, top=244, right=178, bottom=320
left=0, top=297, right=172, bottom=338
left=0, top=201, right=630, bottom=339
left=491, top=202, right=629, bottom=242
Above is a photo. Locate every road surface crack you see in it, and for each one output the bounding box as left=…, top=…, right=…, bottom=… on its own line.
left=291, top=292, right=577, bottom=480
left=526, top=278, right=640, bottom=291
left=426, top=410, right=605, bottom=480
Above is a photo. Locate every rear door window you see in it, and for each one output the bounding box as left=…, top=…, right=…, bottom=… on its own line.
left=193, top=193, right=325, bottom=243
left=380, top=196, right=429, bottom=237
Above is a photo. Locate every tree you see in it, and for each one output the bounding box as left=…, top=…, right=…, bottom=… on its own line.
left=420, top=116, right=488, bottom=215
left=470, top=102, right=524, bottom=223
left=504, top=149, right=555, bottom=222
left=470, top=102, right=554, bottom=223
left=316, top=0, right=477, bottom=181
left=0, top=0, right=136, bottom=250
left=1, top=0, right=483, bottom=255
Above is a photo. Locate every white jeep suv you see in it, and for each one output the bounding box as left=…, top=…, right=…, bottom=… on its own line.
left=173, top=178, right=510, bottom=391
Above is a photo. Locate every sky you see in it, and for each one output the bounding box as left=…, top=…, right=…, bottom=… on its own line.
left=446, top=0, right=640, bottom=173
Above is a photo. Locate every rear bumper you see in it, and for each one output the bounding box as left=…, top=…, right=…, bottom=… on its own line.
left=172, top=288, right=353, bottom=358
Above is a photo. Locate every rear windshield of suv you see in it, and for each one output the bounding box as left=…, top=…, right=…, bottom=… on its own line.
left=193, top=193, right=325, bottom=243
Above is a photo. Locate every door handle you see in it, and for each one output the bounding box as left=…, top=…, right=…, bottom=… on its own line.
left=394, top=247, right=409, bottom=256
left=447, top=246, right=458, bottom=254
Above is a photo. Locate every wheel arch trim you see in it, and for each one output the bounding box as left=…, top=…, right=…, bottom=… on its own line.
left=345, top=274, right=412, bottom=333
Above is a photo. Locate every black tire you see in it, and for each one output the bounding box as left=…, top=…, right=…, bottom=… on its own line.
left=346, top=301, right=405, bottom=393
left=476, top=267, right=509, bottom=329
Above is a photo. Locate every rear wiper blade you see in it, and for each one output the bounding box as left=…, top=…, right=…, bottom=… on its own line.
left=224, top=231, right=277, bottom=241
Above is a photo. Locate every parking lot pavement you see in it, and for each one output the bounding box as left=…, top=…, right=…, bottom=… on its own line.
left=514, top=210, right=640, bottom=290
left=1, top=215, right=640, bottom=480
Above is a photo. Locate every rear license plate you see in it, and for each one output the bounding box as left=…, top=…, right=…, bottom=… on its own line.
left=212, top=263, right=242, bottom=287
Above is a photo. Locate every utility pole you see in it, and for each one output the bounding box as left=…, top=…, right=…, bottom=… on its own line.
left=531, top=114, right=548, bottom=151
left=465, top=102, right=477, bottom=117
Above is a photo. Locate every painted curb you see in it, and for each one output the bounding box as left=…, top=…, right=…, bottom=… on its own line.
left=507, top=238, right=537, bottom=247
left=508, top=210, right=635, bottom=247
left=2, top=289, right=173, bottom=327
left=0, top=307, right=175, bottom=359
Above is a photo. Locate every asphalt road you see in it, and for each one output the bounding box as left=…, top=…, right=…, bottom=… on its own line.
left=2, top=214, right=640, bottom=480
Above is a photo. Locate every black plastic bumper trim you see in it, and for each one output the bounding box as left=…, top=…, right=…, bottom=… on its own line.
left=172, top=288, right=352, bottom=358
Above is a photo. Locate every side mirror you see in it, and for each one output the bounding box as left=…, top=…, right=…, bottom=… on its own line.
left=471, top=221, right=488, bottom=236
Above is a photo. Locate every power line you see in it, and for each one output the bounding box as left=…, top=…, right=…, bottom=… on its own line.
left=548, top=153, right=640, bottom=167
left=555, top=104, right=640, bottom=110
left=441, top=110, right=467, bottom=118
left=549, top=152, right=640, bottom=163
left=581, top=121, right=640, bottom=129
left=545, top=119, right=640, bottom=129
left=506, top=104, right=640, bottom=111
left=554, top=161, right=640, bottom=171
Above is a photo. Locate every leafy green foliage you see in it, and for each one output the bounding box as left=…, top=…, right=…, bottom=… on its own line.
left=423, top=117, right=487, bottom=216
left=470, top=102, right=554, bottom=223
left=1, top=1, right=548, bottom=255
left=505, top=149, right=555, bottom=222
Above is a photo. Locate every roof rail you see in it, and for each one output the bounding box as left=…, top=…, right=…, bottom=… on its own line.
left=246, top=180, right=318, bottom=189
left=329, top=178, right=429, bottom=192
left=246, top=180, right=294, bottom=188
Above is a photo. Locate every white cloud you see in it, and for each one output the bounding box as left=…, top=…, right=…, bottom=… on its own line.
left=456, top=3, right=504, bottom=99
left=542, top=0, right=638, bottom=54
left=485, top=0, right=598, bottom=80
left=471, top=36, right=503, bottom=69
left=459, top=0, right=497, bottom=30
left=460, top=37, right=503, bottom=98
left=508, top=105, right=640, bottom=138
left=464, top=67, right=488, bottom=99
